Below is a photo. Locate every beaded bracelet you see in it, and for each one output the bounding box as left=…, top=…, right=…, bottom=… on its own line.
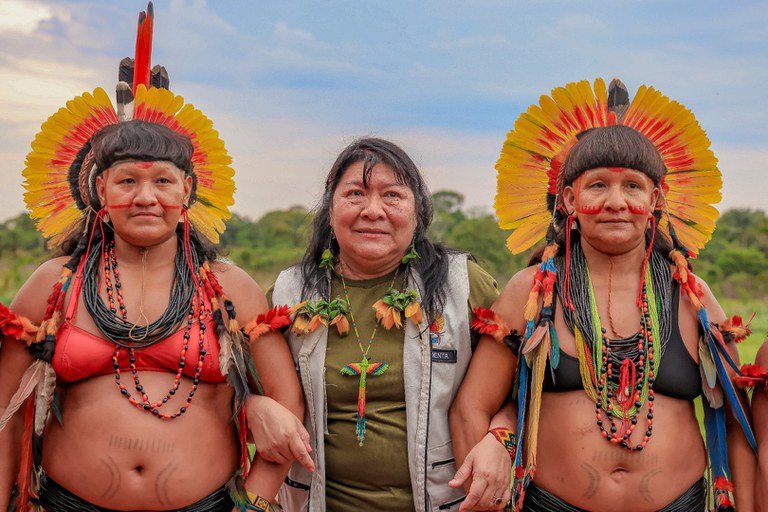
left=246, top=492, right=272, bottom=512
left=488, top=427, right=516, bottom=459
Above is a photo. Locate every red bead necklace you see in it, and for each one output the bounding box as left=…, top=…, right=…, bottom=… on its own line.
left=594, top=284, right=655, bottom=450
left=104, top=241, right=207, bottom=420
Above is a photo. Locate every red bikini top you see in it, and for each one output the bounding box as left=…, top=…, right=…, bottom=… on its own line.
left=52, top=264, right=226, bottom=384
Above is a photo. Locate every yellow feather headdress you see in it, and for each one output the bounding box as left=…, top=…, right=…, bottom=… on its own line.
left=495, top=78, right=721, bottom=256
left=22, top=1, right=234, bottom=247
left=22, top=84, right=235, bottom=246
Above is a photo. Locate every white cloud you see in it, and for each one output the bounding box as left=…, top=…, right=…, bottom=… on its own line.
left=715, top=145, right=768, bottom=213
left=0, top=0, right=63, bottom=33
left=273, top=21, right=329, bottom=50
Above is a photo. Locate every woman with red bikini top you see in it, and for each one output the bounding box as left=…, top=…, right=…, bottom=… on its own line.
left=0, top=43, right=313, bottom=510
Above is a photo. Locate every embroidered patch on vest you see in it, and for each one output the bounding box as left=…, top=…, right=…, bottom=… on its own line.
left=431, top=348, right=457, bottom=363
left=429, top=314, right=445, bottom=345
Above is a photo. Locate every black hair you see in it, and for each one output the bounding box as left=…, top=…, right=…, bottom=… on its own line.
left=88, top=120, right=197, bottom=209
left=540, top=125, right=672, bottom=261
left=59, top=120, right=216, bottom=259
left=560, top=125, right=666, bottom=190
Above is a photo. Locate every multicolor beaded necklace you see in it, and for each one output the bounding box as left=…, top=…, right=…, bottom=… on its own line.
left=562, top=242, right=670, bottom=450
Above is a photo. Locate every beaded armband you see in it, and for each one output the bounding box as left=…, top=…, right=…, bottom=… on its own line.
left=245, top=492, right=272, bottom=511
left=488, top=427, right=516, bottom=459
left=243, top=305, right=292, bottom=340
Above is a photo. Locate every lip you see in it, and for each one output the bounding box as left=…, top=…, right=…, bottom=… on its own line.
left=131, top=212, right=163, bottom=218
left=354, top=228, right=388, bottom=235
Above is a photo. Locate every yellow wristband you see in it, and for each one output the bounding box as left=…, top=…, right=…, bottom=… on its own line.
left=246, top=492, right=272, bottom=512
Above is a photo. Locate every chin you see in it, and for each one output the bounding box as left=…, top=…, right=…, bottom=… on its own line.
left=119, top=230, right=178, bottom=248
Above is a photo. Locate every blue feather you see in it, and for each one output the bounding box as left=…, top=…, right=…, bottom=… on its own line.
left=703, top=402, right=730, bottom=480
left=706, top=333, right=757, bottom=452
left=549, top=323, right=560, bottom=370
left=512, top=360, right=528, bottom=503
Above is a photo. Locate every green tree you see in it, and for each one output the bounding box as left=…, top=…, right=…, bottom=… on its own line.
left=430, top=190, right=466, bottom=240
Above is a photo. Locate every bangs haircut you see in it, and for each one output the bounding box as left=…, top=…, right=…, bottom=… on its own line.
left=561, top=125, right=666, bottom=188
left=90, top=120, right=194, bottom=175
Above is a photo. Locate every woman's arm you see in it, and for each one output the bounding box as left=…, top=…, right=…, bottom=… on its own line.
left=213, top=263, right=311, bottom=502
left=0, top=258, right=65, bottom=509
left=450, top=399, right=517, bottom=512
left=698, top=278, right=756, bottom=511
left=449, top=267, right=533, bottom=511
left=752, top=341, right=768, bottom=511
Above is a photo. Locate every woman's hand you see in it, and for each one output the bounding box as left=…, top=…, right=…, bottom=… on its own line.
left=245, top=394, right=315, bottom=472
left=449, top=433, right=511, bottom=511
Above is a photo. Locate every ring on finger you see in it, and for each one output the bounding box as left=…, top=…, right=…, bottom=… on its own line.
left=491, top=496, right=503, bottom=506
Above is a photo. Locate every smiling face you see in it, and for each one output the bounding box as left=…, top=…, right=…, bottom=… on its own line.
left=96, top=160, right=192, bottom=248
left=329, top=160, right=417, bottom=278
left=562, top=167, right=660, bottom=254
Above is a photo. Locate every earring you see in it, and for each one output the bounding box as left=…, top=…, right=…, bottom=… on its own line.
left=102, top=207, right=110, bottom=224
left=401, top=244, right=419, bottom=265
left=179, top=204, right=188, bottom=224
left=319, top=231, right=335, bottom=270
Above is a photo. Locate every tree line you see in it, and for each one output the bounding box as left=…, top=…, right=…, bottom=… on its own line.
left=1, top=193, right=766, bottom=302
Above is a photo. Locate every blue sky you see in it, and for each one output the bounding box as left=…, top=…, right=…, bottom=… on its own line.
left=1, top=0, right=766, bottom=223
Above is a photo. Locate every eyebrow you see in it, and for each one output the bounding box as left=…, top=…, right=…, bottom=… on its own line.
left=342, top=179, right=409, bottom=189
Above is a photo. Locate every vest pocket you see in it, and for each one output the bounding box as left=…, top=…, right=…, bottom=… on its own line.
left=426, top=442, right=465, bottom=511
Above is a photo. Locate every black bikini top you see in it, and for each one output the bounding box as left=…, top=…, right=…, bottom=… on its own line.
left=542, top=282, right=701, bottom=401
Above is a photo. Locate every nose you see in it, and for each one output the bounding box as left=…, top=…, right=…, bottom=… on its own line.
left=603, top=184, right=627, bottom=212
left=360, top=195, right=386, bottom=220
left=133, top=181, right=158, bottom=206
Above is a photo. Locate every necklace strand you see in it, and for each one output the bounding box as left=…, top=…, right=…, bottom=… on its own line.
left=83, top=234, right=196, bottom=348
left=103, top=240, right=207, bottom=419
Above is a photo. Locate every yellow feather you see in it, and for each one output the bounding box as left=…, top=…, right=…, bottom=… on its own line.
left=525, top=338, right=549, bottom=471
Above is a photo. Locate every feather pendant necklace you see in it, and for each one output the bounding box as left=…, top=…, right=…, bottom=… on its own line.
left=338, top=267, right=399, bottom=446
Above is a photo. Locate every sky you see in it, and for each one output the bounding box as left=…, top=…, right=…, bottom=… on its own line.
left=1, top=0, right=766, bottom=224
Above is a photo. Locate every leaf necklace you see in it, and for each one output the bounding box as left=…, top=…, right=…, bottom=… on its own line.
left=338, top=264, right=398, bottom=446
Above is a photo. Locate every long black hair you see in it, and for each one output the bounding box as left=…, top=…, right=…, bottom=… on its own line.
left=300, top=137, right=452, bottom=322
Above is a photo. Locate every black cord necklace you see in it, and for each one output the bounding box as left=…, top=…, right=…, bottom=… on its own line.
left=82, top=235, right=197, bottom=349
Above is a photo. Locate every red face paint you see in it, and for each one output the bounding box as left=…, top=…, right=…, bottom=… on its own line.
left=576, top=205, right=602, bottom=215
left=607, top=167, right=629, bottom=173
left=107, top=203, right=132, bottom=209
left=133, top=161, right=154, bottom=169
left=628, top=204, right=650, bottom=215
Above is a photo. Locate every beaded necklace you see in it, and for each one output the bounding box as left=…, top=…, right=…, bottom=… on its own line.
left=561, top=243, right=670, bottom=450
left=338, top=266, right=399, bottom=446
left=83, top=235, right=196, bottom=348
left=103, top=240, right=208, bottom=420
